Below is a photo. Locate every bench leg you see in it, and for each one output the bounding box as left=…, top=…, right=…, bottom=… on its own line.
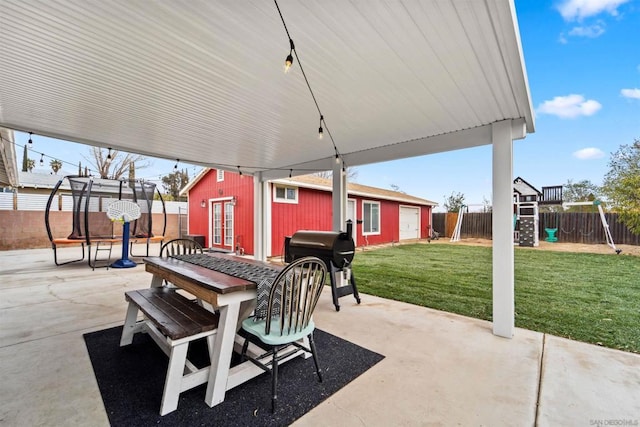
left=160, top=342, right=189, bottom=416
left=120, top=302, right=140, bottom=346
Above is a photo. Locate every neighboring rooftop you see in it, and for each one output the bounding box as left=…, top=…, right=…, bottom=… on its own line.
left=17, top=171, right=71, bottom=191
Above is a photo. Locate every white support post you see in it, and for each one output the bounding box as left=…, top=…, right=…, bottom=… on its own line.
left=492, top=120, right=515, bottom=338
left=332, top=160, right=347, bottom=232
left=253, top=174, right=270, bottom=261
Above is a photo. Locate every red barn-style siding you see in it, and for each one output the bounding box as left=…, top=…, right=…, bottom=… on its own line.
left=271, top=187, right=334, bottom=254
left=186, top=170, right=254, bottom=253
left=184, top=170, right=435, bottom=257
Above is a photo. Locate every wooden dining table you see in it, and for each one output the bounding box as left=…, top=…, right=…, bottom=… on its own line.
left=143, top=253, right=298, bottom=408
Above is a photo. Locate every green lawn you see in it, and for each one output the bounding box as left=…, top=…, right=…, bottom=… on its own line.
left=351, top=243, right=640, bottom=353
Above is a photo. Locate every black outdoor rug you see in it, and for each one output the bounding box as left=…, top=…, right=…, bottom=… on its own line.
left=84, top=326, right=384, bottom=426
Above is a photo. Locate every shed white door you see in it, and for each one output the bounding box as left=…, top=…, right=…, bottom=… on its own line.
left=399, top=206, right=420, bottom=240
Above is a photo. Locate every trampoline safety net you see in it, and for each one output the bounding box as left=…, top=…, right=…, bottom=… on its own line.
left=66, top=176, right=157, bottom=240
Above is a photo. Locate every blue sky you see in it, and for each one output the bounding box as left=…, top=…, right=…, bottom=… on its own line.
left=358, top=0, right=640, bottom=210
left=13, top=0, right=640, bottom=209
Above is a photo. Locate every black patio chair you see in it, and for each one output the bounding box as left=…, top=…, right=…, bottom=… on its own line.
left=240, top=256, right=327, bottom=412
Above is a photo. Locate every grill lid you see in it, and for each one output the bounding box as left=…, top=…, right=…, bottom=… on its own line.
left=288, top=230, right=355, bottom=268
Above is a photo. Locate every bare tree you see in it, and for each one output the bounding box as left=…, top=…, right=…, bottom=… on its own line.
left=390, top=184, right=405, bottom=193
left=312, top=167, right=359, bottom=181
left=84, top=147, right=150, bottom=179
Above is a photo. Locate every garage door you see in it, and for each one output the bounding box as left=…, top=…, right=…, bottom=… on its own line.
left=399, top=206, right=420, bottom=240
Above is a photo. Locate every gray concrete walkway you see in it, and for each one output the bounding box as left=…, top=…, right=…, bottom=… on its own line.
left=1, top=246, right=638, bottom=426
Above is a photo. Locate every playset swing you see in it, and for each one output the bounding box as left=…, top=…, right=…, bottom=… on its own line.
left=562, top=201, right=621, bottom=254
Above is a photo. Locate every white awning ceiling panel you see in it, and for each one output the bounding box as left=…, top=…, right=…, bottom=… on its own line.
left=0, top=0, right=534, bottom=180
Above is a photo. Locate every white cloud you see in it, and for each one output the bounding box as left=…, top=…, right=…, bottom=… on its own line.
left=568, top=23, right=606, bottom=37
left=537, top=94, right=602, bottom=118
left=573, top=147, right=605, bottom=160
left=621, top=88, right=640, bottom=99
left=557, top=0, right=630, bottom=21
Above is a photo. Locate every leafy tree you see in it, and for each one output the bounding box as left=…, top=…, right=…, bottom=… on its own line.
left=443, top=191, right=465, bottom=212
left=50, top=159, right=63, bottom=174
left=563, top=179, right=601, bottom=202
left=562, top=179, right=602, bottom=212
left=601, top=138, right=640, bottom=233
left=84, top=147, right=149, bottom=179
left=161, top=169, right=190, bottom=201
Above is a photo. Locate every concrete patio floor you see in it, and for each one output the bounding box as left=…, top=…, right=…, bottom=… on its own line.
left=1, top=246, right=638, bottom=426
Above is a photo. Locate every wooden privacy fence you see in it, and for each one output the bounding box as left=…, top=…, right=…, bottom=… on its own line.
left=432, top=212, right=640, bottom=246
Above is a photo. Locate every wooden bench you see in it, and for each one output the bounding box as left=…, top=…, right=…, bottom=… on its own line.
left=120, top=287, right=219, bottom=415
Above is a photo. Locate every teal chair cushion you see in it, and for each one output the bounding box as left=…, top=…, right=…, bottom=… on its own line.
left=242, top=316, right=315, bottom=346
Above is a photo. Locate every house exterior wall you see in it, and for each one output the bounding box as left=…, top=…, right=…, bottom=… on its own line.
left=270, top=187, right=431, bottom=256
left=187, top=170, right=433, bottom=257
left=186, top=170, right=254, bottom=253
left=271, top=186, right=334, bottom=254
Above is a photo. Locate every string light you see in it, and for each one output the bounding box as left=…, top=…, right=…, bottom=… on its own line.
left=275, top=0, right=344, bottom=171
left=28, top=132, right=33, bottom=146
left=289, top=169, right=292, bottom=178
left=174, top=159, right=179, bottom=170
left=284, top=39, right=294, bottom=73
left=107, top=148, right=112, bottom=160
left=39, top=153, right=44, bottom=167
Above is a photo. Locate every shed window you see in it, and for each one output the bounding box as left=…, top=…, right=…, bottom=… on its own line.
left=363, top=201, right=380, bottom=235
left=274, top=185, right=298, bottom=204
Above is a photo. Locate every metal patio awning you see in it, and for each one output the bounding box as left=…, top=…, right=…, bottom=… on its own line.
left=0, top=0, right=534, bottom=180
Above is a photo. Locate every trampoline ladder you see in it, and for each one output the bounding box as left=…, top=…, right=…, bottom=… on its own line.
left=91, top=241, right=115, bottom=270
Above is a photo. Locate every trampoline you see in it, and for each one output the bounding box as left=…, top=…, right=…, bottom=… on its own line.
left=45, top=175, right=166, bottom=268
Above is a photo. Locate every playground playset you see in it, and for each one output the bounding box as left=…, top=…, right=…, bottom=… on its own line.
left=450, top=177, right=621, bottom=253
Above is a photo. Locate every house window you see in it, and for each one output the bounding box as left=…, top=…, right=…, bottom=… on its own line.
left=363, top=201, right=380, bottom=235
left=273, top=185, right=298, bottom=203
left=217, top=169, right=224, bottom=182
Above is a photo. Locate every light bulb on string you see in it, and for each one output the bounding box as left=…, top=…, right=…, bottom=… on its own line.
left=28, top=132, right=33, bottom=146
left=107, top=148, right=112, bottom=160
left=335, top=153, right=340, bottom=164
left=39, top=153, right=44, bottom=167
left=284, top=39, right=294, bottom=73
left=289, top=169, right=292, bottom=178
left=318, top=115, right=324, bottom=139
left=174, top=159, right=179, bottom=171
left=237, top=166, right=243, bottom=178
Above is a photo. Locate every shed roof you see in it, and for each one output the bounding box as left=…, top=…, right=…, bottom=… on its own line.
left=273, top=175, right=437, bottom=206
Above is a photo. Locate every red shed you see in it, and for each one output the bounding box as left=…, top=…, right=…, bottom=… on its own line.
left=181, top=170, right=437, bottom=257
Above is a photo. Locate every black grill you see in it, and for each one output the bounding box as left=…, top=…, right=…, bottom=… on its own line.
left=285, top=230, right=355, bottom=270
left=284, top=228, right=360, bottom=311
